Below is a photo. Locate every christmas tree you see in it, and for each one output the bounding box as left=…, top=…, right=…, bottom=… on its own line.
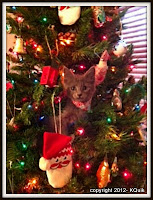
left=6, top=5, right=147, bottom=195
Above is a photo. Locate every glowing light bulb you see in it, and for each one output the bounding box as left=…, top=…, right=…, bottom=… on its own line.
left=123, top=169, right=132, bottom=179
left=102, top=35, right=107, bottom=40
left=60, top=41, right=66, bottom=46
left=135, top=104, right=140, bottom=111
left=111, top=66, right=116, bottom=72
left=17, top=16, right=24, bottom=23
left=76, top=127, right=85, bottom=136
left=32, top=178, right=37, bottom=184
left=107, top=117, right=112, bottom=123
left=28, top=105, right=32, bottom=109
left=11, top=80, right=15, bottom=84
left=129, top=65, right=135, bottom=70
left=22, top=143, right=27, bottom=150
left=79, top=65, right=86, bottom=70
left=130, top=131, right=134, bottom=136
left=42, top=17, right=47, bottom=22
left=39, top=116, right=45, bottom=121
left=144, top=161, right=147, bottom=165
left=70, top=148, right=74, bottom=154
left=34, top=79, right=39, bottom=83
left=85, top=163, right=91, bottom=170
left=11, top=6, right=16, bottom=10
left=125, top=89, right=129, bottom=93
left=20, top=161, right=25, bottom=167
left=75, top=162, right=80, bottom=168
left=66, top=39, right=71, bottom=45
left=33, top=44, right=38, bottom=48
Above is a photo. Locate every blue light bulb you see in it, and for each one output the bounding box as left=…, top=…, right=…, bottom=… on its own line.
left=34, top=79, right=39, bottom=83
left=39, top=116, right=45, bottom=121
left=11, top=6, right=16, bottom=10
left=28, top=105, right=32, bottom=109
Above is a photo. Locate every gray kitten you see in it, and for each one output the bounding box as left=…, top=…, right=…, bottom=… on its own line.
left=47, top=66, right=95, bottom=135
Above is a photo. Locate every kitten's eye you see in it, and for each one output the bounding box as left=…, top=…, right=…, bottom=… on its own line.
left=71, top=86, right=75, bottom=91
left=83, top=86, right=87, bottom=90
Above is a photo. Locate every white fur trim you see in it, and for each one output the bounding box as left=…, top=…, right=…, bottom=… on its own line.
left=39, top=157, right=50, bottom=171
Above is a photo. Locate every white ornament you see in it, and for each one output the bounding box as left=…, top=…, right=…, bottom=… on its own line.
left=58, top=6, right=81, bottom=25
left=113, top=40, right=127, bottom=57
left=39, top=145, right=72, bottom=188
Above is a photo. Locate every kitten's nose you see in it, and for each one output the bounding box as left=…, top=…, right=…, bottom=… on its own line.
left=77, top=94, right=82, bottom=98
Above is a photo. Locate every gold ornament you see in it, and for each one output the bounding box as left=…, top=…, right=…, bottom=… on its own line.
left=111, top=157, right=119, bottom=177
left=96, top=156, right=111, bottom=188
left=58, top=32, right=76, bottom=46
left=106, top=126, right=123, bottom=141
left=14, top=36, right=26, bottom=54
left=137, top=126, right=147, bottom=146
left=91, top=6, right=106, bottom=28
left=111, top=89, right=122, bottom=111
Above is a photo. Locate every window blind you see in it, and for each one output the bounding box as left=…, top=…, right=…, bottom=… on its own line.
left=120, top=6, right=147, bottom=82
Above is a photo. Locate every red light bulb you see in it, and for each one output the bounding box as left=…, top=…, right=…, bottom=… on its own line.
left=130, top=131, right=134, bottom=136
left=76, top=127, right=85, bottom=136
left=85, top=163, right=91, bottom=170
left=102, top=35, right=107, bottom=40
left=123, top=169, right=132, bottom=179
left=17, top=16, right=24, bottom=23
left=75, top=162, right=80, bottom=169
left=70, top=148, right=74, bottom=155
left=144, top=161, right=147, bottom=165
left=79, top=65, right=86, bottom=70
left=33, top=43, right=38, bottom=48
left=129, top=65, right=135, bottom=70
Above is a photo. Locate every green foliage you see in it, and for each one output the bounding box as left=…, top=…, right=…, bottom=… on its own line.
left=6, top=6, right=147, bottom=194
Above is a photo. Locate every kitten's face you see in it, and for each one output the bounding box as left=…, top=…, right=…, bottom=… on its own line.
left=63, top=67, right=95, bottom=103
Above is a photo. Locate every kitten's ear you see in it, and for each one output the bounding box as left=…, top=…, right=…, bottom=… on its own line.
left=84, top=66, right=95, bottom=83
left=63, top=66, right=74, bottom=86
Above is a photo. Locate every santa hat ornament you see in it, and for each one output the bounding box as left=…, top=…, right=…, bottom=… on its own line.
left=39, top=132, right=73, bottom=188
left=58, top=6, right=81, bottom=25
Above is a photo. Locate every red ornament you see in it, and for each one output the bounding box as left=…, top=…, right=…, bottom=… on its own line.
left=54, top=96, right=62, bottom=104
left=40, top=66, right=59, bottom=88
left=13, top=124, right=19, bottom=131
left=140, top=103, right=147, bottom=114
left=22, top=97, right=28, bottom=102
left=6, top=82, right=13, bottom=92
left=106, top=16, right=113, bottom=22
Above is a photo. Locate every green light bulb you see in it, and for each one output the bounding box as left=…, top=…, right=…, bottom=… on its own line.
left=42, top=17, right=47, bottom=22
left=125, top=89, right=129, bottom=93
left=22, top=143, right=27, bottom=150
left=107, top=117, right=112, bottom=123
left=11, top=80, right=15, bottom=84
left=20, top=161, right=25, bottom=167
